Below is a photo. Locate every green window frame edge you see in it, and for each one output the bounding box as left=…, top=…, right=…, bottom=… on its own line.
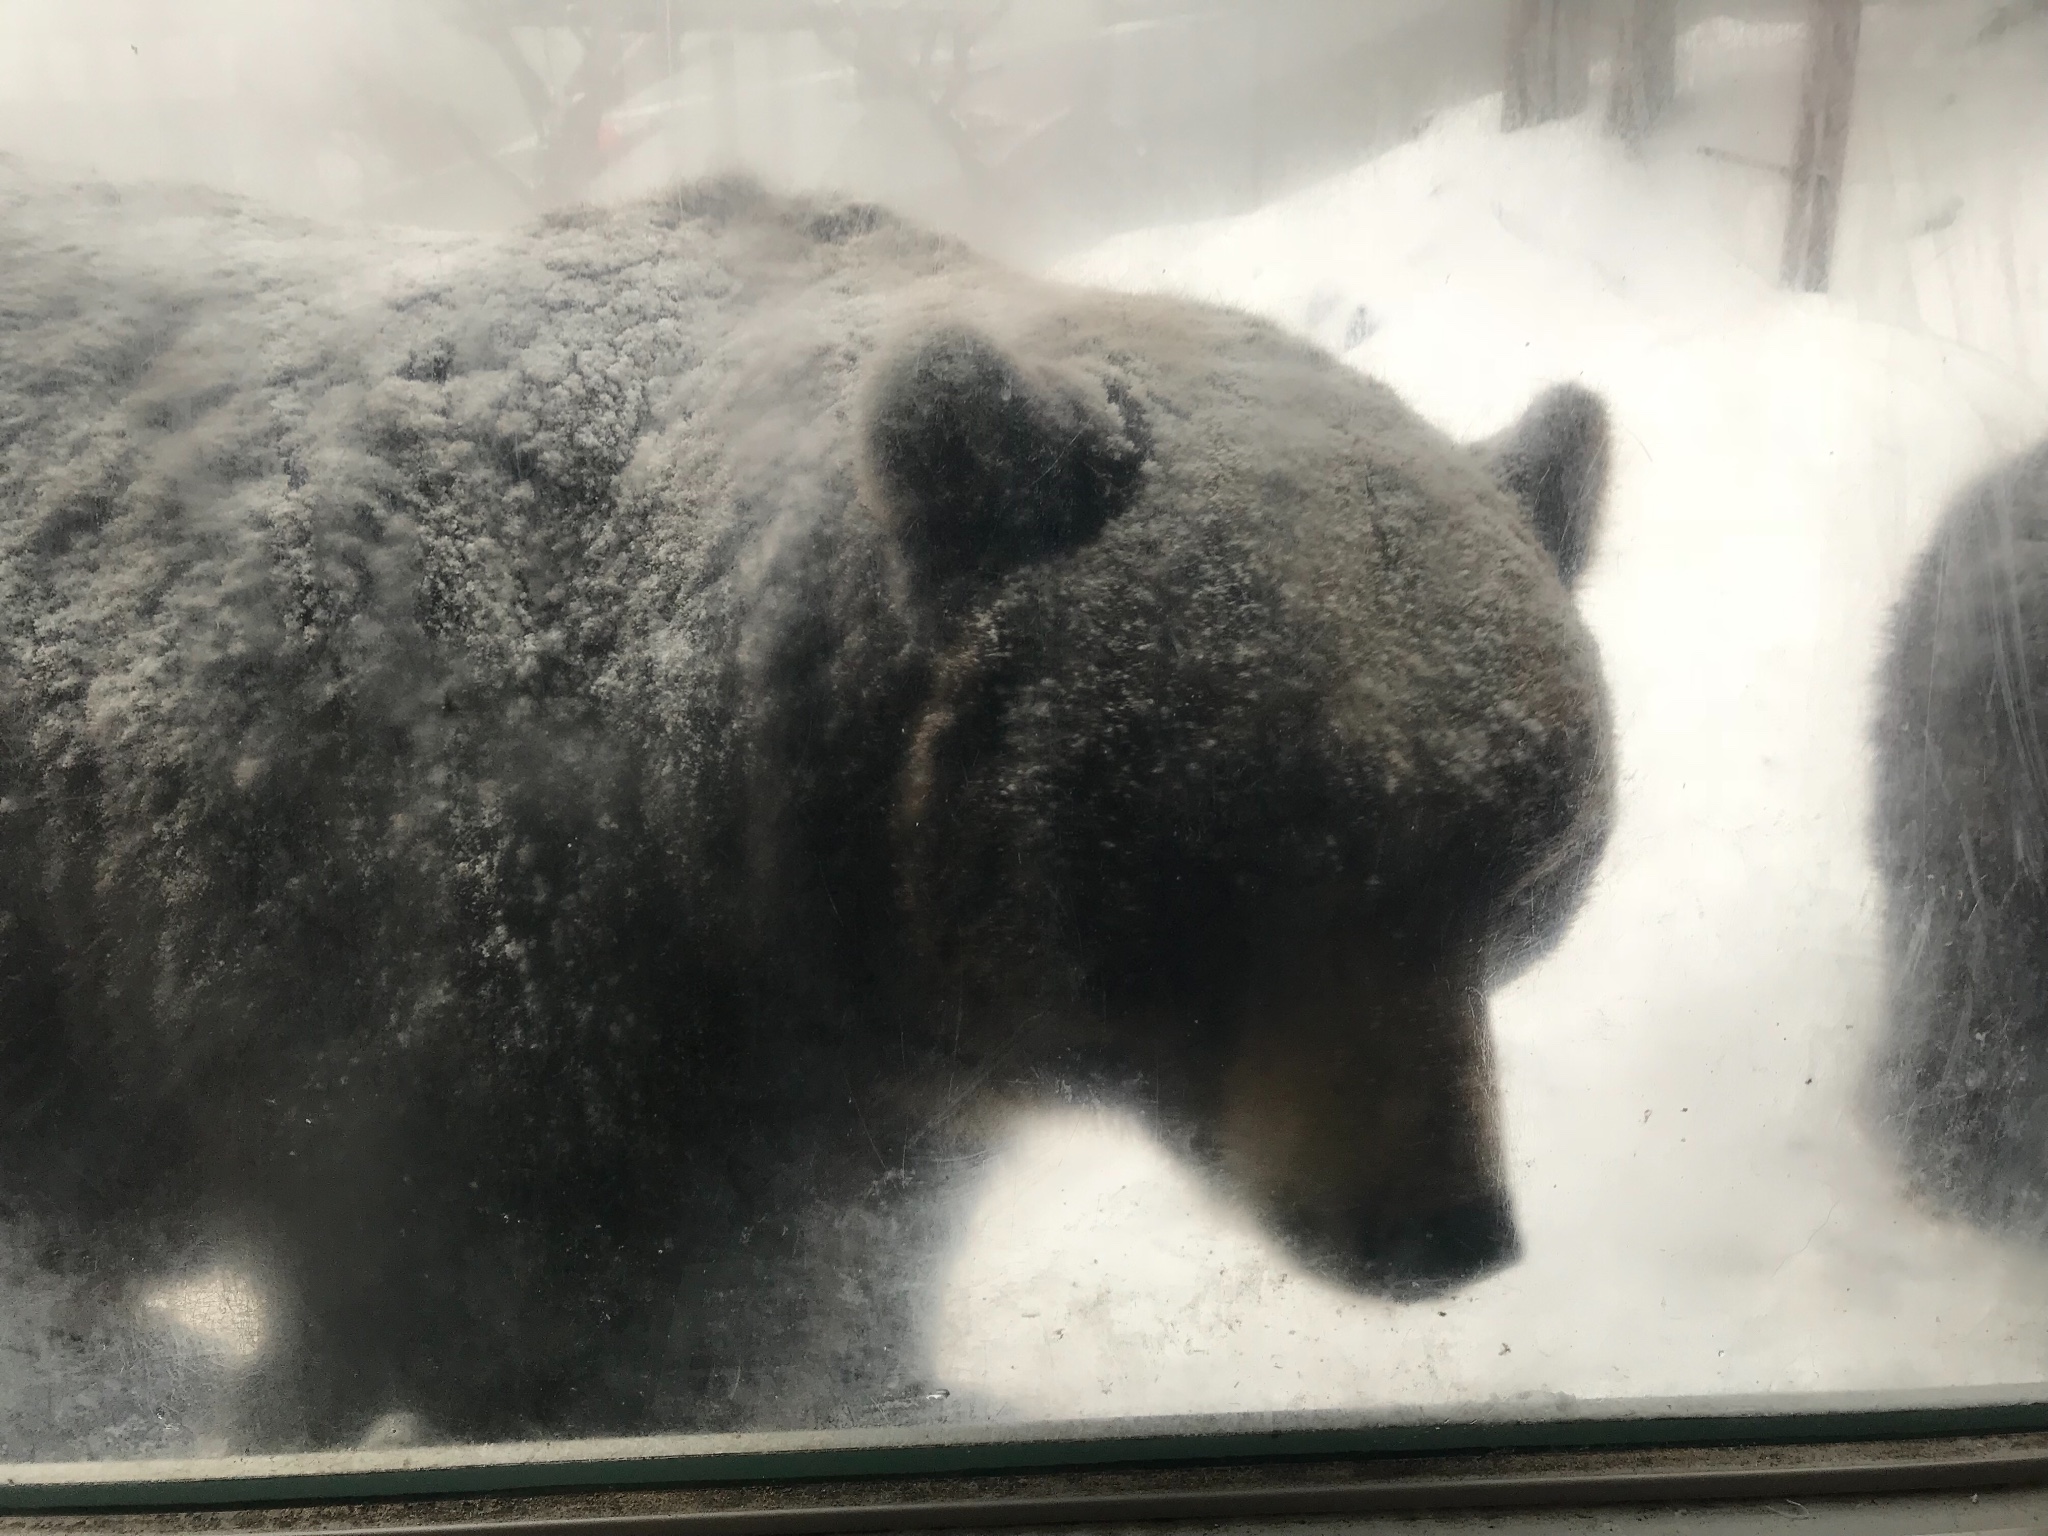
left=5, top=1390, right=2048, bottom=1513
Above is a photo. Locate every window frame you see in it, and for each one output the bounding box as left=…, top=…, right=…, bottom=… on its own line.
left=5, top=1428, right=2048, bottom=1531
left=6, top=1397, right=2048, bottom=1519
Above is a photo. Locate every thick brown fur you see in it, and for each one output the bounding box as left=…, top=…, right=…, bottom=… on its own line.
left=0, top=167, right=1612, bottom=1448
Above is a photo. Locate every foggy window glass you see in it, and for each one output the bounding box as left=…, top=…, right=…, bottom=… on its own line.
left=1, top=0, right=2046, bottom=1472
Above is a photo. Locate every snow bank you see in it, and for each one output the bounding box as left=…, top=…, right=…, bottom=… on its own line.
left=931, top=2, right=2048, bottom=1416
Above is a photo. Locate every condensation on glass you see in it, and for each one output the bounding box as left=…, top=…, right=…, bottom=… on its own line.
left=0, top=0, right=2044, bottom=1466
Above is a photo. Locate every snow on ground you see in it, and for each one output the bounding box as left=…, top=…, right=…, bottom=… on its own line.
left=929, top=2, right=2048, bottom=1418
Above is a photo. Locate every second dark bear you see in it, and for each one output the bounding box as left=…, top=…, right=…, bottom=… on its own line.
left=1875, top=438, right=2048, bottom=1232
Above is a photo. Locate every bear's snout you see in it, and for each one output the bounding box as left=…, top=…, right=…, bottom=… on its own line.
left=1304, top=1193, right=1520, bottom=1296
left=1211, top=937, right=1516, bottom=1298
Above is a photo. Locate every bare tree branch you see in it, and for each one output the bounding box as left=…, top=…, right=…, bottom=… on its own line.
left=1781, top=0, right=1862, bottom=291
left=454, top=3, right=556, bottom=137
left=804, top=0, right=1008, bottom=182
left=343, top=68, right=544, bottom=213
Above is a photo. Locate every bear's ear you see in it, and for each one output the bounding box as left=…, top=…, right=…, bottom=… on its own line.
left=1480, top=383, right=1610, bottom=588
left=861, top=326, right=1149, bottom=592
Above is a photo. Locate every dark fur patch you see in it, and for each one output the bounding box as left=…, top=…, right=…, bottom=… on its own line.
left=1874, top=439, right=2048, bottom=1232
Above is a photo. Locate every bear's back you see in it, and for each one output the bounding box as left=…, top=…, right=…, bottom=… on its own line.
left=0, top=171, right=976, bottom=1227
left=0, top=172, right=975, bottom=747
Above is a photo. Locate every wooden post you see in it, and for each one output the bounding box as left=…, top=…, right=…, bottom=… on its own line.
left=1607, top=0, right=1677, bottom=143
left=1503, top=0, right=1592, bottom=132
left=1781, top=0, right=1862, bottom=292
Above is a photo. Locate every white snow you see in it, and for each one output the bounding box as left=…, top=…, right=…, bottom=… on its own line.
left=930, top=2, right=2048, bottom=1418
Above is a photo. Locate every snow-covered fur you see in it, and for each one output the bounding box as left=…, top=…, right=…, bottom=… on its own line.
left=0, top=167, right=1612, bottom=1446
left=1875, top=439, right=2048, bottom=1233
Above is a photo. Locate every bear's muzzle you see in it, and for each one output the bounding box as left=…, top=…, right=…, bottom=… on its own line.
left=1212, top=935, right=1517, bottom=1297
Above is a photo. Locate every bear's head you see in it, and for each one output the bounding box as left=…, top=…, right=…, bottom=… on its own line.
left=830, top=296, right=1612, bottom=1298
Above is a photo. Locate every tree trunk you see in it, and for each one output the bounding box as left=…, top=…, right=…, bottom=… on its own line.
left=1781, top=0, right=1862, bottom=293
left=711, top=27, right=740, bottom=170
left=1607, top=0, right=1677, bottom=143
left=1502, top=0, right=1592, bottom=132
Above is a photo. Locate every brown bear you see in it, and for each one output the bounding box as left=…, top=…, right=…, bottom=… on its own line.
left=0, top=168, right=1612, bottom=1448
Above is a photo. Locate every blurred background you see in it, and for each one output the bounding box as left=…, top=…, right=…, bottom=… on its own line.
left=0, top=0, right=1809, bottom=262
left=3, top=0, right=2032, bottom=367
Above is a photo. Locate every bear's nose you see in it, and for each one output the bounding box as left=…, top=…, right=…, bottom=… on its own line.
left=1320, top=1195, right=1520, bottom=1297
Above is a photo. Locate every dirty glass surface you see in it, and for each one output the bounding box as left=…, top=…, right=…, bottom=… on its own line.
left=1, top=0, right=2047, bottom=1473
